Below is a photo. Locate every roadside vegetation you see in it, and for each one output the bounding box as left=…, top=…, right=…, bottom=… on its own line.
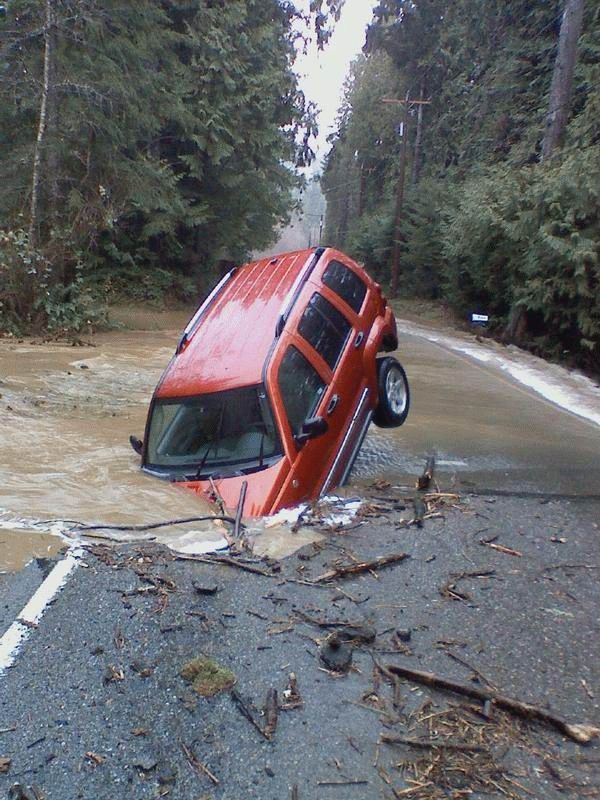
left=0, top=0, right=342, bottom=334
left=321, top=1, right=599, bottom=375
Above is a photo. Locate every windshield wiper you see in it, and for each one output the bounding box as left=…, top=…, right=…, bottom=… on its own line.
left=191, top=402, right=226, bottom=480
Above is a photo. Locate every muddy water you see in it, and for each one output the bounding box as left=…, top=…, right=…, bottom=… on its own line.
left=2, top=308, right=599, bottom=571
left=355, top=329, right=600, bottom=495
left=0, top=312, right=228, bottom=571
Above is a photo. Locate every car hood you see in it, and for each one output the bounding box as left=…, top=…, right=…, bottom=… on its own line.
left=177, top=457, right=290, bottom=518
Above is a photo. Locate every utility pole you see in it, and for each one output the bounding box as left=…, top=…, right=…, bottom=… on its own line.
left=382, top=93, right=431, bottom=298
left=541, top=0, right=585, bottom=161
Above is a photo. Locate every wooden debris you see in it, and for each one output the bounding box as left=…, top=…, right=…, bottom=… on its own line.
left=416, top=456, right=435, bottom=491
left=84, top=751, right=105, bottom=766
left=264, top=688, right=278, bottom=739
left=0, top=756, right=11, bottom=773
left=312, top=553, right=409, bottom=583
left=181, top=741, right=219, bottom=785
left=234, top=480, right=248, bottom=539
left=176, top=553, right=274, bottom=576
left=317, top=779, right=369, bottom=787
left=439, top=570, right=496, bottom=602
left=479, top=536, right=523, bottom=557
left=230, top=689, right=270, bottom=740
left=386, top=663, right=600, bottom=743
left=291, top=785, right=299, bottom=800
left=282, top=672, right=303, bottom=710
left=381, top=734, right=485, bottom=752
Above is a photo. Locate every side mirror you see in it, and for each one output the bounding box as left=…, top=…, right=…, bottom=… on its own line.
left=129, top=435, right=143, bottom=455
left=295, top=416, right=328, bottom=446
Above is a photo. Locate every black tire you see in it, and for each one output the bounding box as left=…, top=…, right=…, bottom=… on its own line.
left=372, top=356, right=410, bottom=428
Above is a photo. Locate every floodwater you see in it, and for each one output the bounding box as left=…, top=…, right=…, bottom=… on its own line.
left=1, top=308, right=599, bottom=572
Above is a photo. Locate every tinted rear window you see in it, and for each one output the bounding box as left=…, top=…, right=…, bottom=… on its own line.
left=298, top=293, right=351, bottom=370
left=322, top=260, right=367, bottom=313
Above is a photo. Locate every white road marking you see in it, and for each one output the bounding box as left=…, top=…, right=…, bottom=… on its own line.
left=0, top=550, right=80, bottom=676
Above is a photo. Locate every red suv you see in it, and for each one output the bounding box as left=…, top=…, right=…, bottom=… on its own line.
left=135, top=247, right=409, bottom=516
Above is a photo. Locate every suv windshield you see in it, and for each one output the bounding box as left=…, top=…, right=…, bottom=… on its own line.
left=145, top=385, right=281, bottom=478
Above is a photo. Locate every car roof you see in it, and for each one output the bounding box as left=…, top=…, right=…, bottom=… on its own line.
left=157, top=248, right=323, bottom=397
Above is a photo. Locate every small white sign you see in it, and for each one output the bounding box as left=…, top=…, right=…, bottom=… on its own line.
left=472, top=313, right=489, bottom=323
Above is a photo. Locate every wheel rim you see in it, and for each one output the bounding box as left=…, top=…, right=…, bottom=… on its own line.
left=385, top=366, right=407, bottom=415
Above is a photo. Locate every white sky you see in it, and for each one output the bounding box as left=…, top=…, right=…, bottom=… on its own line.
left=296, top=0, right=376, bottom=162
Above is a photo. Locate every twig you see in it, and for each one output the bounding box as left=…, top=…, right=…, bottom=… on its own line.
left=445, top=650, right=497, bottom=690
left=74, top=515, right=238, bottom=532
left=416, top=456, right=435, bottom=490
left=480, top=537, right=522, bottom=557
left=386, top=663, right=600, bottom=743
left=317, top=779, right=369, bottom=786
left=312, top=553, right=410, bottom=583
left=380, top=734, right=485, bottom=752
left=234, top=480, right=248, bottom=539
left=209, top=476, right=226, bottom=516
left=230, top=689, right=270, bottom=740
left=176, top=553, right=273, bottom=576
left=264, top=688, right=278, bottom=739
left=181, top=741, right=219, bottom=784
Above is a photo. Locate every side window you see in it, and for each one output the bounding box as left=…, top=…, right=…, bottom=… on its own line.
left=278, top=346, right=326, bottom=436
left=298, top=293, right=351, bottom=370
left=322, top=260, right=367, bottom=314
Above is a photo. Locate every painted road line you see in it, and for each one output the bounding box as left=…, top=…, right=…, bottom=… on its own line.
left=0, top=550, right=80, bottom=676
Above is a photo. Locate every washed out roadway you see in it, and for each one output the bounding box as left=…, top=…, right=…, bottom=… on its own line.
left=0, top=318, right=599, bottom=798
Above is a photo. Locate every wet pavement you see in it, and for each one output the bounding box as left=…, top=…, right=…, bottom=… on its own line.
left=0, top=492, right=598, bottom=799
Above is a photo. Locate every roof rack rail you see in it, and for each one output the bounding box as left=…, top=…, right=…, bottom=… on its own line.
left=274, top=247, right=325, bottom=338
left=175, top=268, right=238, bottom=355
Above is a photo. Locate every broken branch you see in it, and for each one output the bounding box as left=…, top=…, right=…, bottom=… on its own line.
left=385, top=663, right=600, bottom=744
left=312, top=553, right=410, bottom=583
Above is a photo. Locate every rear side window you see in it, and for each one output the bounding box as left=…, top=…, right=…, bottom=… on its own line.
left=322, top=260, right=367, bottom=313
left=278, top=346, right=326, bottom=436
left=298, top=293, right=351, bottom=370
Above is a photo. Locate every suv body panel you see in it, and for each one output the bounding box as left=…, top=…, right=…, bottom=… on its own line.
left=141, top=247, right=399, bottom=516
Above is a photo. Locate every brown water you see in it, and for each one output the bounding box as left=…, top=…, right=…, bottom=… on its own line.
left=0, top=311, right=226, bottom=571
left=2, top=308, right=599, bottom=571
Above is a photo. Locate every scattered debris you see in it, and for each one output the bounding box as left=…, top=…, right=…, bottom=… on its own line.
left=416, top=456, right=436, bottom=491
left=8, top=785, right=44, bottom=800
left=192, top=581, right=219, bottom=595
left=181, top=741, right=219, bottom=785
left=479, top=536, right=523, bottom=557
left=0, top=756, right=11, bottom=773
left=281, top=672, right=303, bottom=710
left=319, top=632, right=353, bottom=674
left=176, top=553, right=274, bottom=576
left=381, top=735, right=485, bottom=752
left=180, top=657, right=236, bottom=697
left=439, top=570, right=496, bottom=602
left=386, top=663, right=600, bottom=743
left=84, top=751, right=105, bottom=766
left=312, top=552, right=410, bottom=583
left=264, top=688, right=278, bottom=739
left=230, top=689, right=270, bottom=740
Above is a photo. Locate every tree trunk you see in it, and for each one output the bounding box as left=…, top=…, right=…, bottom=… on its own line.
left=541, top=0, right=585, bottom=161
left=29, top=0, right=56, bottom=249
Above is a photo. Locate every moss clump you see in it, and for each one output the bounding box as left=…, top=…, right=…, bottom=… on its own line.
left=180, top=657, right=236, bottom=697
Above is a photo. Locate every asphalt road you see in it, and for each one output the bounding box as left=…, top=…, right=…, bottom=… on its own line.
left=1, top=491, right=599, bottom=799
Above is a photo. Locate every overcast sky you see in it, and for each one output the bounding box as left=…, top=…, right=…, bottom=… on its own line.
left=297, top=0, right=376, bottom=162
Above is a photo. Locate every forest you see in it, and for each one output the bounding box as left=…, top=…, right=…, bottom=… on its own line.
left=1, top=0, right=598, bottom=375
left=322, top=0, right=599, bottom=374
left=0, top=0, right=341, bottom=331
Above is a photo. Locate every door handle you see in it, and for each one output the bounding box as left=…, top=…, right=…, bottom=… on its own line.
left=354, top=331, right=365, bottom=348
left=327, top=394, right=339, bottom=415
